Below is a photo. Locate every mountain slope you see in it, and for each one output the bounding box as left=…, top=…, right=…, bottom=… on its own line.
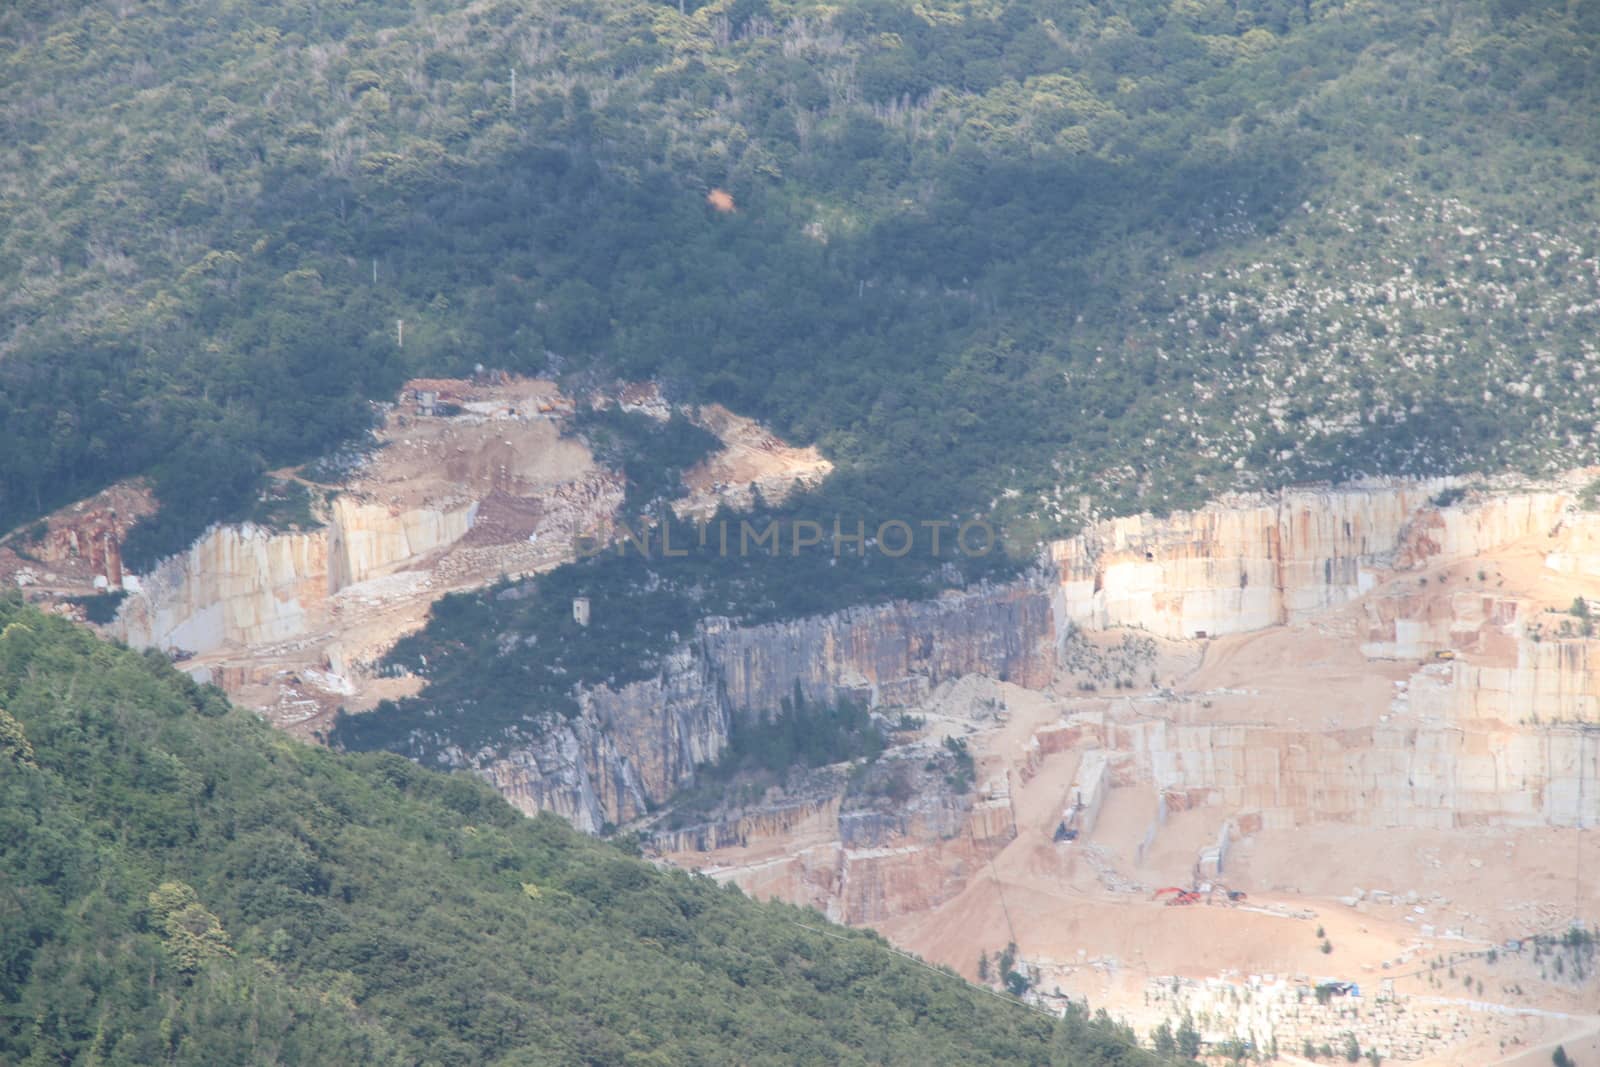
left=2, top=0, right=1596, bottom=559
left=0, top=595, right=1155, bottom=1065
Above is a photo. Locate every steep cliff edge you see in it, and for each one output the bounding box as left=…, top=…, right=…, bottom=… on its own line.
left=1049, top=480, right=1457, bottom=639
left=466, top=580, right=1055, bottom=832
left=1049, top=480, right=1586, bottom=640
left=1035, top=479, right=1600, bottom=837
left=653, top=677, right=1022, bottom=924
left=116, top=522, right=334, bottom=653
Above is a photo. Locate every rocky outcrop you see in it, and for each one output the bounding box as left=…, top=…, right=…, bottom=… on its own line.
left=459, top=484, right=1600, bottom=836
left=469, top=718, right=650, bottom=833
left=326, top=497, right=476, bottom=592
left=1394, top=491, right=1568, bottom=568
left=473, top=645, right=731, bottom=833
left=1050, top=482, right=1586, bottom=641
left=652, top=795, right=845, bottom=854
left=831, top=796, right=1014, bottom=924
left=116, top=523, right=331, bottom=653
left=113, top=496, right=479, bottom=655
left=1358, top=589, right=1524, bottom=661
left=704, top=579, right=1055, bottom=710
left=1418, top=641, right=1600, bottom=727
left=1050, top=481, right=1452, bottom=639
left=467, top=579, right=1055, bottom=828
left=25, top=483, right=154, bottom=589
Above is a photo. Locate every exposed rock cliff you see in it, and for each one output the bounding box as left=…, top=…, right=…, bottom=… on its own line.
left=117, top=522, right=331, bottom=653
left=656, top=761, right=1017, bottom=924
left=467, top=580, right=1056, bottom=830
left=326, top=497, right=477, bottom=592
left=1037, top=486, right=1600, bottom=839
left=1049, top=481, right=1589, bottom=640
left=1394, top=490, right=1568, bottom=568
left=1105, top=710, right=1600, bottom=831
left=83, top=376, right=826, bottom=733
left=703, top=580, right=1055, bottom=710
left=1050, top=481, right=1453, bottom=639
left=1429, top=642, right=1600, bottom=728
left=470, top=481, right=1600, bottom=842
left=470, top=645, right=730, bottom=833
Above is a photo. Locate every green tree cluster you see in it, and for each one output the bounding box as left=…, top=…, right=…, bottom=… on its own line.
left=0, top=595, right=1160, bottom=1064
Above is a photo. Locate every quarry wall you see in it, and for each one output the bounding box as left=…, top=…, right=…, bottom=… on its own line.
left=116, top=522, right=333, bottom=653
left=113, top=499, right=478, bottom=654
left=1107, top=713, right=1600, bottom=831
left=1041, top=485, right=1600, bottom=839
left=1049, top=482, right=1448, bottom=639
left=108, top=468, right=1600, bottom=853
left=680, top=791, right=1016, bottom=924
left=468, top=580, right=1057, bottom=831
left=1048, top=481, right=1572, bottom=641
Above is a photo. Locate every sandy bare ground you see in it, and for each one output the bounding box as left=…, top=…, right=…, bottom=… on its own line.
left=1486, top=1017, right=1600, bottom=1067
left=698, top=503, right=1600, bottom=1060
left=675, top=403, right=832, bottom=518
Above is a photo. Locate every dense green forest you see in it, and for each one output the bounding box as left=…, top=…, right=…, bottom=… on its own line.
left=3, top=0, right=1597, bottom=565
left=0, top=596, right=1167, bottom=1064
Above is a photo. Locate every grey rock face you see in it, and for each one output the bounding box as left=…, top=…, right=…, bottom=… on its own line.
left=467, top=578, right=1056, bottom=830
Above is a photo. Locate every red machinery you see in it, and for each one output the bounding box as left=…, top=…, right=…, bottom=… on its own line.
left=1153, top=887, right=1201, bottom=906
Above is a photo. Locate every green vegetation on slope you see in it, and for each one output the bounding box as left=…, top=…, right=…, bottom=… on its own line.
left=3, top=0, right=1597, bottom=555
left=0, top=596, right=1159, bottom=1065
left=570, top=404, right=720, bottom=514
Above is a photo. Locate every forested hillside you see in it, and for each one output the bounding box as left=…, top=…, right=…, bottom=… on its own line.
left=0, top=596, right=1159, bottom=1064
left=3, top=0, right=1596, bottom=560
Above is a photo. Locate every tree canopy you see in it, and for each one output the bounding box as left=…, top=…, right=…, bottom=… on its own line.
left=0, top=595, right=1158, bottom=1064
left=2, top=0, right=1596, bottom=562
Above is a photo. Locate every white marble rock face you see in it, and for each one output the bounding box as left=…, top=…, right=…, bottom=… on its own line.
left=114, top=498, right=474, bottom=655
left=1051, top=482, right=1568, bottom=641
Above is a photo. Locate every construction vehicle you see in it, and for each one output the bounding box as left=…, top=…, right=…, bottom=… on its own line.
left=1207, top=882, right=1248, bottom=904
left=1432, top=649, right=1456, bottom=661
left=1153, top=887, right=1201, bottom=906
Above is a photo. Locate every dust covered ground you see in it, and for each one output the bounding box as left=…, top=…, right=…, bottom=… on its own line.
left=674, top=494, right=1600, bottom=1064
